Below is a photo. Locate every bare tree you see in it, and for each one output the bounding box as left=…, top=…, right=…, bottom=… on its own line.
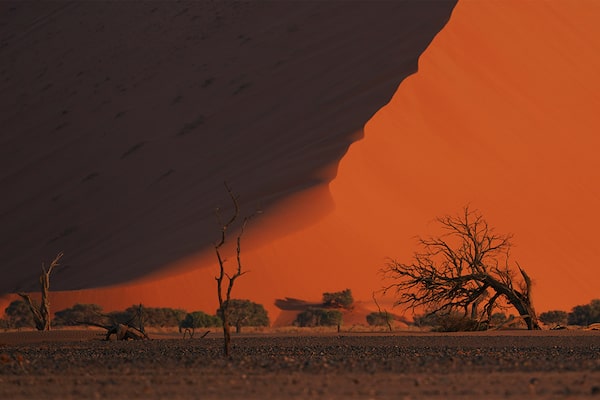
left=214, top=183, right=256, bottom=356
left=381, top=207, right=540, bottom=330
left=18, top=252, right=63, bottom=331
left=372, top=291, right=393, bottom=332
left=79, top=305, right=149, bottom=340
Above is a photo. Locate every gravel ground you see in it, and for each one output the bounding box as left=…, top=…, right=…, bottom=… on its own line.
left=1, top=330, right=599, bottom=399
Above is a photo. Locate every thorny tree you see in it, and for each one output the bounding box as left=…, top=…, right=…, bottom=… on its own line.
left=18, top=252, right=64, bottom=331
left=381, top=207, right=540, bottom=330
left=214, top=183, right=256, bottom=356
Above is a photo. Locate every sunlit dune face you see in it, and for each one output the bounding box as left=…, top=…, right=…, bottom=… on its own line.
left=42, top=0, right=600, bottom=320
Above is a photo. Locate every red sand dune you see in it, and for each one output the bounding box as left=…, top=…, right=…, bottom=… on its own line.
left=3, top=1, right=600, bottom=321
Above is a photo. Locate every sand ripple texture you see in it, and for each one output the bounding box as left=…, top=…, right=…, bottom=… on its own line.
left=1, top=331, right=600, bottom=399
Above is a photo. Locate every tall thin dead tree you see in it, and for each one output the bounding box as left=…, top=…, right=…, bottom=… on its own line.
left=381, top=207, right=540, bottom=330
left=214, top=183, right=256, bottom=356
left=372, top=291, right=393, bottom=332
left=18, top=252, right=64, bottom=331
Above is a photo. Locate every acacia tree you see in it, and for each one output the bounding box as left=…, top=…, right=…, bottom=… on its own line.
left=18, top=252, right=63, bottom=331
left=214, top=183, right=256, bottom=356
left=4, top=300, right=35, bottom=329
left=216, top=299, right=269, bottom=333
left=53, top=303, right=104, bottom=327
left=381, top=208, right=540, bottom=330
left=539, top=310, right=568, bottom=327
left=179, top=311, right=220, bottom=339
left=322, top=289, right=354, bottom=309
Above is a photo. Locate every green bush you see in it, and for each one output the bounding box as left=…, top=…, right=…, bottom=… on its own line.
left=414, top=311, right=484, bottom=332
left=216, top=299, right=270, bottom=333
left=53, top=303, right=104, bottom=327
left=366, top=311, right=393, bottom=327
left=568, top=299, right=600, bottom=326
left=180, top=311, right=221, bottom=330
left=4, top=300, right=34, bottom=329
left=322, top=289, right=354, bottom=309
left=294, top=308, right=343, bottom=327
left=539, top=310, right=568, bottom=327
left=109, top=305, right=187, bottom=328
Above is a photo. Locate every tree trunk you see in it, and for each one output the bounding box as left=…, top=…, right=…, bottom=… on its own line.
left=484, top=275, right=540, bottom=330
left=17, top=293, right=45, bottom=331
left=504, top=294, right=540, bottom=330
left=18, top=253, right=62, bottom=331
left=222, top=320, right=231, bottom=356
left=520, top=302, right=540, bottom=330
left=40, top=271, right=51, bottom=331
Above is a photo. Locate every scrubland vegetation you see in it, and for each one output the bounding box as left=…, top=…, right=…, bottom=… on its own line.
left=3, top=207, right=598, bottom=337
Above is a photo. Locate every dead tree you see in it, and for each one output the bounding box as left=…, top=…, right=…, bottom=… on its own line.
left=83, top=322, right=148, bottom=341
left=372, top=291, right=393, bottom=332
left=214, top=183, right=256, bottom=356
left=102, top=323, right=148, bottom=341
left=178, top=324, right=210, bottom=340
left=76, top=305, right=149, bottom=340
left=381, top=207, right=540, bottom=330
left=18, top=252, right=63, bottom=331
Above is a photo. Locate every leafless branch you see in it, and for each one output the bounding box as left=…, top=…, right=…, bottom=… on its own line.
left=381, top=207, right=540, bottom=330
left=214, top=182, right=258, bottom=356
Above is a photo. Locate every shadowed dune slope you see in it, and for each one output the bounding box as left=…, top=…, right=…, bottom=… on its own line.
left=0, top=2, right=456, bottom=293
left=0, top=2, right=457, bottom=315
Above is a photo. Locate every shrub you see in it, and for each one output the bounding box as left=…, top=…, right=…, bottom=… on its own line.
left=0, top=319, right=9, bottom=331
left=180, top=311, right=221, bottom=329
left=322, top=289, right=354, bottom=309
left=366, top=311, right=393, bottom=327
left=489, top=312, right=508, bottom=327
left=53, top=303, right=104, bottom=326
left=4, top=300, right=34, bottom=329
left=216, top=299, right=269, bottom=333
left=539, top=310, right=568, bottom=327
left=567, top=299, right=600, bottom=326
left=414, top=311, right=484, bottom=332
left=109, top=305, right=187, bottom=328
left=294, top=308, right=343, bottom=327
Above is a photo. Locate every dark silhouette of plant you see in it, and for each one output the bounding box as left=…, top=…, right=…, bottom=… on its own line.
left=53, top=303, right=104, bottom=327
left=214, top=183, right=258, bottom=356
left=86, top=304, right=149, bottom=340
left=414, top=310, right=484, bottom=332
left=106, top=305, right=186, bottom=328
left=179, top=311, right=220, bottom=339
left=366, top=312, right=394, bottom=328
left=489, top=312, right=509, bottom=327
left=371, top=291, right=393, bottom=331
left=322, top=289, right=354, bottom=309
left=382, top=207, right=540, bottom=330
left=567, top=299, right=600, bottom=326
left=216, top=299, right=269, bottom=333
left=4, top=300, right=35, bottom=329
left=539, top=310, right=568, bottom=327
left=294, top=308, right=342, bottom=327
left=18, top=252, right=63, bottom=331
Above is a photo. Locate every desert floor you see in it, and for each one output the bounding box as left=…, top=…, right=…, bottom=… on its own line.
left=0, top=329, right=599, bottom=399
